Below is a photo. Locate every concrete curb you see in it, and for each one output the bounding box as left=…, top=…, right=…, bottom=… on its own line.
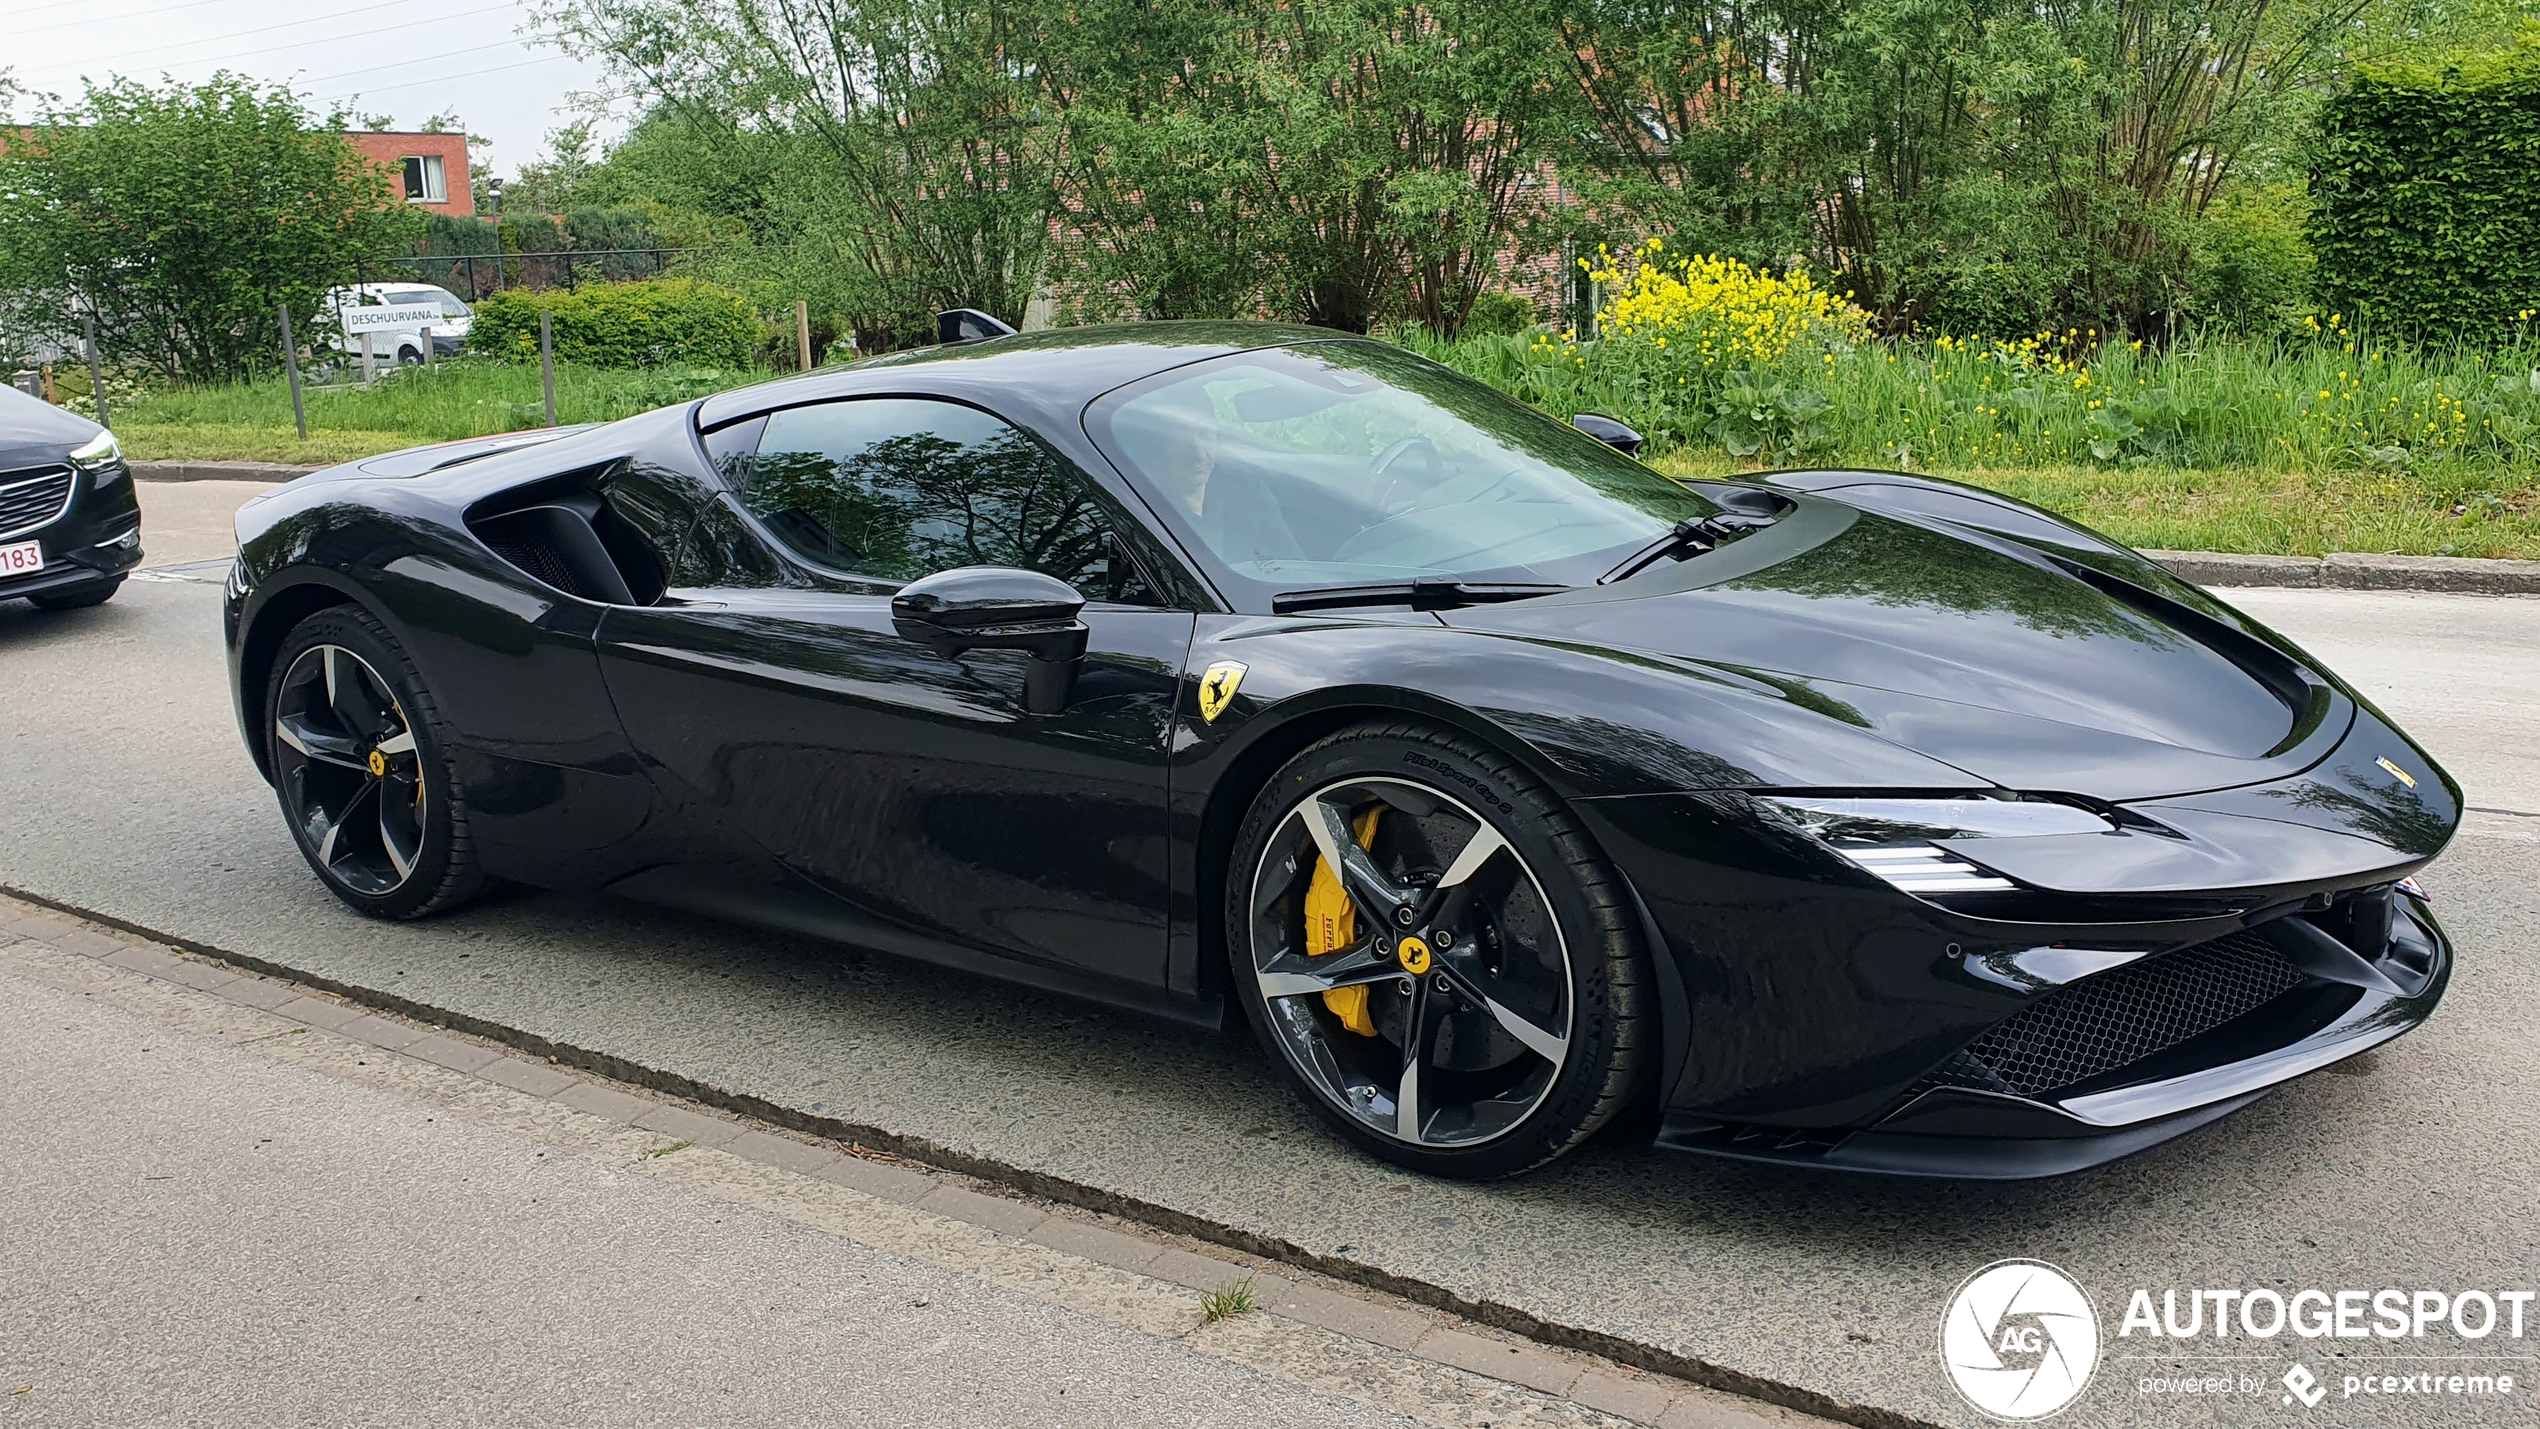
left=131, top=459, right=327, bottom=483
left=2144, top=549, right=2540, bottom=594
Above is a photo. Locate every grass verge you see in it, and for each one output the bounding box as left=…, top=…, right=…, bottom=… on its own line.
left=114, top=358, right=762, bottom=465
left=1647, top=451, right=2540, bottom=558
left=101, top=349, right=2540, bottom=558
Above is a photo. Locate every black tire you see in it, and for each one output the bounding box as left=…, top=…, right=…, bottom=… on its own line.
left=1227, top=720, right=1651, bottom=1178
left=28, top=577, right=123, bottom=611
left=264, top=605, right=486, bottom=919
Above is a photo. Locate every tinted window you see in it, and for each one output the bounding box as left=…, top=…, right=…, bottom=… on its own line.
left=743, top=398, right=1158, bottom=603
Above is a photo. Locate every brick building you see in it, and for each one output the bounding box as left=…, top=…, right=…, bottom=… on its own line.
left=343, top=131, right=473, bottom=217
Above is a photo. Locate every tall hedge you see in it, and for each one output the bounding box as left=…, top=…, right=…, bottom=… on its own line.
left=468, top=277, right=758, bottom=368
left=2310, top=50, right=2540, bottom=340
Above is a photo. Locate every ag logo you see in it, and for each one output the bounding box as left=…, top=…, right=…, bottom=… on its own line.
left=1196, top=660, right=1248, bottom=724
left=1939, top=1259, right=2100, bottom=1421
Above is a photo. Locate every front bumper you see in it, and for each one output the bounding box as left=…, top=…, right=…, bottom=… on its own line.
left=1, top=460, right=142, bottom=600
left=1653, top=895, right=2451, bottom=1177
left=1574, top=696, right=2459, bottom=1179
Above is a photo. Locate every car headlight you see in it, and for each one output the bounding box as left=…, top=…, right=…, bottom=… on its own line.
left=69, top=429, right=126, bottom=484
left=1761, top=795, right=2115, bottom=894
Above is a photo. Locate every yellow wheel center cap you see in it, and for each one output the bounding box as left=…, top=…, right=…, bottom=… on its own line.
left=367, top=749, right=388, bottom=777
left=1396, top=936, right=1432, bottom=976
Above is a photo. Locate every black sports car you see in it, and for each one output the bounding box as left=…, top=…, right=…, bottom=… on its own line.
left=1, top=385, right=141, bottom=609
left=223, top=318, right=2458, bottom=1180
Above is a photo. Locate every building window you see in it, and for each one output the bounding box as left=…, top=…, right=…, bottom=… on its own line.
left=401, top=155, right=447, bottom=204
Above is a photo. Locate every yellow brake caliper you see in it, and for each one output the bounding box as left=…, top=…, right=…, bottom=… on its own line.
left=1306, top=805, right=1385, bottom=1036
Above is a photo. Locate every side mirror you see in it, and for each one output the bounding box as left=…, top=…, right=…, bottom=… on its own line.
left=937, top=308, right=1018, bottom=345
left=891, top=566, right=1089, bottom=714
left=1572, top=413, right=1645, bottom=456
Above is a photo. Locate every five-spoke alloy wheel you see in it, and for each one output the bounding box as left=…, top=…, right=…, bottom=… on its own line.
left=266, top=607, right=483, bottom=919
left=1230, top=723, right=1649, bottom=1178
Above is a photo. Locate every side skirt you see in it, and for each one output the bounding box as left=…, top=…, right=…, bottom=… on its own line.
left=606, top=865, right=1225, bottom=1032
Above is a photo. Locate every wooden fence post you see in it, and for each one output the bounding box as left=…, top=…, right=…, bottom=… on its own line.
left=278, top=304, right=308, bottom=440
left=82, top=313, right=110, bottom=430
left=797, top=299, right=813, bottom=372
left=540, top=309, right=557, bottom=427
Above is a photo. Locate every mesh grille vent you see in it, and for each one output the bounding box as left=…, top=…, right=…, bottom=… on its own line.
left=0, top=466, right=74, bottom=538
left=1937, top=931, right=2305, bottom=1099
left=487, top=538, right=590, bottom=599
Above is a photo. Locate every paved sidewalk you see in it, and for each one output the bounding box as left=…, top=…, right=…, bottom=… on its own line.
left=0, top=902, right=1801, bottom=1429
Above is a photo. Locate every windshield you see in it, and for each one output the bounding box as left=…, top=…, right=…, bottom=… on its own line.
left=1086, top=340, right=1713, bottom=602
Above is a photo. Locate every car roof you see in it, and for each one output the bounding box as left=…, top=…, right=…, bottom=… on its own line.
left=692, top=320, right=1348, bottom=429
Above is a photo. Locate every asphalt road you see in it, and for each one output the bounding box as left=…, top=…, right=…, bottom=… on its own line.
left=3, top=572, right=2533, bottom=1429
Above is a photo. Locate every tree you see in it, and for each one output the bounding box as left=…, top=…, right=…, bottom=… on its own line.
left=542, top=0, right=1063, bottom=348
left=1045, top=0, right=1590, bottom=335
left=0, top=74, right=417, bottom=381
left=1561, top=0, right=2371, bottom=335
left=507, top=118, right=601, bottom=214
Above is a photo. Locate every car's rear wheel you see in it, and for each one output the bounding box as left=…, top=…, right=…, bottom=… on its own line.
left=1228, top=721, right=1650, bottom=1178
left=266, top=606, right=484, bottom=919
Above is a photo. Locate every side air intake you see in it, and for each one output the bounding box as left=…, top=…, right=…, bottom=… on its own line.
left=466, top=478, right=666, bottom=605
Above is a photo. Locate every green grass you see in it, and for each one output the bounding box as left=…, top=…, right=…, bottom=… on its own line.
left=1644, top=452, right=2540, bottom=558
left=1198, top=1278, right=1259, bottom=1323
left=114, top=357, right=766, bottom=465
left=103, top=334, right=2540, bottom=558
left=1414, top=320, right=2540, bottom=557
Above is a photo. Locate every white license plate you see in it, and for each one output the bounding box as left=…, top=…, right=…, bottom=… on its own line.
left=0, top=540, right=42, bottom=576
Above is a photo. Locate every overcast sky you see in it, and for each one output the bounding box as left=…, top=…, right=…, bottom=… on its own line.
left=4, top=0, right=615, bottom=182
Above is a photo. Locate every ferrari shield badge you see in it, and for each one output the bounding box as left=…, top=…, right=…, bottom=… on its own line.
left=2376, top=756, right=2418, bottom=788
left=1197, top=660, right=1248, bottom=724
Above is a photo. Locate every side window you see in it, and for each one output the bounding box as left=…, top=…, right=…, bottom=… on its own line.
left=743, top=398, right=1161, bottom=604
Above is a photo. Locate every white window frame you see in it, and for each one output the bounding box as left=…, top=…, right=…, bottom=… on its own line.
left=402, top=155, right=448, bottom=204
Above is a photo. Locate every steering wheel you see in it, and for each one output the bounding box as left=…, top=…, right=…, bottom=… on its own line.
left=1369, top=438, right=1443, bottom=518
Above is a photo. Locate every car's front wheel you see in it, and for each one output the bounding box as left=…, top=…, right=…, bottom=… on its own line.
left=1228, top=721, right=1651, bottom=1178
left=265, top=606, right=484, bottom=919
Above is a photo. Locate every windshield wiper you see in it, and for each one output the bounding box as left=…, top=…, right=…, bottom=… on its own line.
left=1597, top=497, right=1793, bottom=585
left=1271, top=579, right=1568, bottom=615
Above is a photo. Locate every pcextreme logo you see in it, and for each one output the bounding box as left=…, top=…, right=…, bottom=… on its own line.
left=1940, top=1259, right=2102, bottom=1421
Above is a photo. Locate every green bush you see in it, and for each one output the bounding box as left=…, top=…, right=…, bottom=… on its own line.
left=467, top=277, right=760, bottom=368
left=2310, top=45, right=2540, bottom=341
left=1460, top=290, right=1540, bottom=338
left=2187, top=186, right=2314, bottom=332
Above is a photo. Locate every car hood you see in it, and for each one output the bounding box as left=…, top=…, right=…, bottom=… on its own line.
left=1445, top=492, right=2378, bottom=803
left=0, top=385, right=103, bottom=467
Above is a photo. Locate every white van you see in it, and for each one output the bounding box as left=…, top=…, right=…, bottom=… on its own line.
left=320, top=283, right=474, bottom=363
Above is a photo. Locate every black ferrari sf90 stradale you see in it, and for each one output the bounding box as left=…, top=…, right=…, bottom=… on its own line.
left=224, top=317, right=2458, bottom=1180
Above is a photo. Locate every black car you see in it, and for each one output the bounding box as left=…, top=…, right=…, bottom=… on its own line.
left=222, top=320, right=2459, bottom=1180
left=1, top=385, right=141, bottom=609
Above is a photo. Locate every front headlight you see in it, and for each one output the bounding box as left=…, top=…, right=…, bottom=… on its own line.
left=69, top=429, right=126, bottom=484
left=1762, top=795, right=2115, bottom=894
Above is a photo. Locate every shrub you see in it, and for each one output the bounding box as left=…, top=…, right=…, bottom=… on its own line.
left=2187, top=186, right=2315, bottom=333
left=1469, top=242, right=1873, bottom=455
left=1460, top=290, right=1539, bottom=338
left=467, top=277, right=759, bottom=368
left=2310, top=45, right=2540, bottom=341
